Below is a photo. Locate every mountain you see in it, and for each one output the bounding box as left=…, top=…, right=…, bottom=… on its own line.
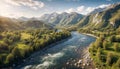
left=18, top=17, right=29, bottom=21
left=0, top=16, right=24, bottom=31
left=40, top=12, right=83, bottom=27
left=89, top=8, right=106, bottom=14
left=76, top=3, right=120, bottom=30
left=21, top=19, right=53, bottom=29
left=0, top=16, right=53, bottom=31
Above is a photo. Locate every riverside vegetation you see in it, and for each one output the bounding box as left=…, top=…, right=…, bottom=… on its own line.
left=78, top=27, right=120, bottom=69
left=0, top=29, right=71, bottom=67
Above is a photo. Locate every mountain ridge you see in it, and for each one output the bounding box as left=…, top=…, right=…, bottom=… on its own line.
left=75, top=3, right=120, bottom=30
left=0, top=16, right=52, bottom=31
left=40, top=12, right=83, bottom=27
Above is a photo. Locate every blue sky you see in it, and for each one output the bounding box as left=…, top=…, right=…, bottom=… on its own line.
left=0, top=0, right=120, bottom=18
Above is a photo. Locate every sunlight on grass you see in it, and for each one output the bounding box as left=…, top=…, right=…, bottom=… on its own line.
left=0, top=40, right=3, bottom=43
left=21, top=33, right=31, bottom=40
left=17, top=43, right=29, bottom=50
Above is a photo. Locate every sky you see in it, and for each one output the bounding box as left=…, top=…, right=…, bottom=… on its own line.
left=0, top=0, right=120, bottom=18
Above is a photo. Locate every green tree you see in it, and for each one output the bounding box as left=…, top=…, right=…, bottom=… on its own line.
left=95, top=39, right=103, bottom=49
left=115, top=58, right=120, bottom=67
left=96, top=48, right=102, bottom=60
left=5, top=53, right=14, bottom=64
left=103, top=40, right=108, bottom=50
left=111, top=58, right=120, bottom=69
left=0, top=56, right=3, bottom=64
left=116, top=58, right=120, bottom=68
left=11, top=47, right=21, bottom=60
left=114, top=43, right=119, bottom=52
left=106, top=53, right=117, bottom=66
left=109, top=35, right=115, bottom=42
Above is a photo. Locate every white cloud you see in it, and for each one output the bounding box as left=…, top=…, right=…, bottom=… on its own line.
left=97, top=4, right=111, bottom=8
left=77, top=6, right=95, bottom=15
left=65, top=6, right=95, bottom=15
left=64, top=4, right=110, bottom=15
left=86, top=7, right=95, bottom=12
left=65, top=8, right=75, bottom=13
left=77, top=6, right=85, bottom=12
left=0, top=0, right=44, bottom=18
left=32, top=6, right=38, bottom=10
left=5, top=0, right=45, bottom=10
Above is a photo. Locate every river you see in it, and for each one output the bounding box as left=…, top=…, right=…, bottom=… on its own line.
left=16, top=32, right=96, bottom=69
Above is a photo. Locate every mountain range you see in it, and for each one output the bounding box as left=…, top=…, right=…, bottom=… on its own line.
left=76, top=3, right=120, bottom=30
left=0, top=3, right=120, bottom=31
left=39, top=12, right=83, bottom=27
left=0, top=16, right=52, bottom=31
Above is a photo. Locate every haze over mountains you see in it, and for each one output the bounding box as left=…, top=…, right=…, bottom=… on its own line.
left=0, top=16, right=52, bottom=31
left=0, top=3, right=120, bottom=31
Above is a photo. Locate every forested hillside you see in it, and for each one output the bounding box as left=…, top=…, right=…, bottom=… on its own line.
left=77, top=3, right=120, bottom=69
left=0, top=29, right=71, bottom=67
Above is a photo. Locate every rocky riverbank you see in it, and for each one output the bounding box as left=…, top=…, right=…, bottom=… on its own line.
left=64, top=47, right=95, bottom=69
left=80, top=47, right=95, bottom=69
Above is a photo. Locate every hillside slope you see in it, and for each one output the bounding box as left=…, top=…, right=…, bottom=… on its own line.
left=0, top=16, right=24, bottom=31
left=76, top=3, right=120, bottom=30
left=40, top=12, right=83, bottom=27
left=21, top=19, right=53, bottom=29
left=0, top=16, right=52, bottom=31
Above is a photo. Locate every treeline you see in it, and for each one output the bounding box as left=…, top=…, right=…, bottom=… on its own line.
left=78, top=27, right=120, bottom=69
left=0, top=29, right=71, bottom=67
left=78, top=28, right=116, bottom=37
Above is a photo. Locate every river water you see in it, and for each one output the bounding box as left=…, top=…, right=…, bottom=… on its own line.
left=16, top=32, right=96, bottom=69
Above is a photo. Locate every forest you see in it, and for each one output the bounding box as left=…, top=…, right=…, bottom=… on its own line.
left=0, top=29, right=71, bottom=67
left=78, top=27, right=120, bottom=69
